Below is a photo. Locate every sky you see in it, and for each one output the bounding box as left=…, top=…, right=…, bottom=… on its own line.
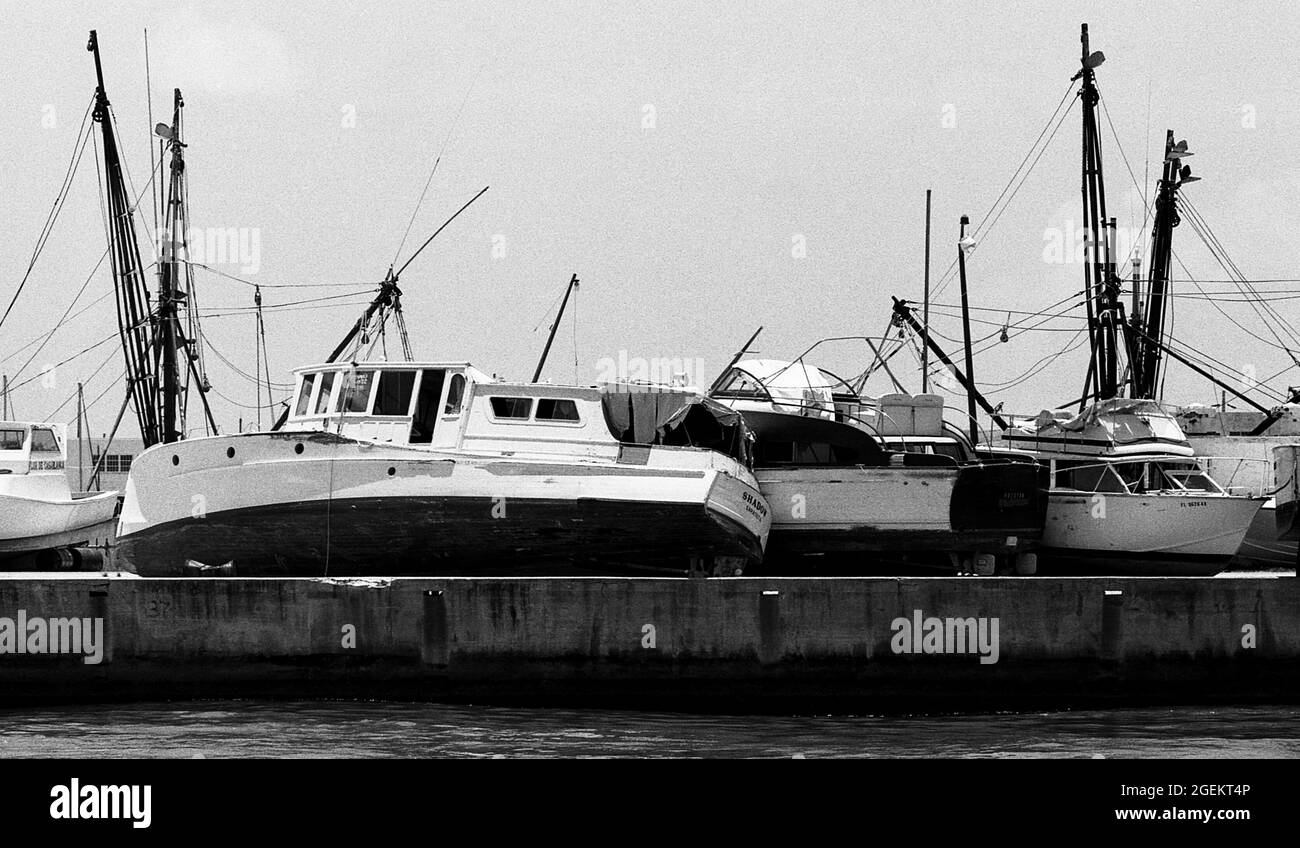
left=2, top=0, right=1299, bottom=439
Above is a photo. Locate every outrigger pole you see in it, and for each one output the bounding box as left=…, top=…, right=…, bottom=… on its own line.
left=891, top=297, right=1008, bottom=431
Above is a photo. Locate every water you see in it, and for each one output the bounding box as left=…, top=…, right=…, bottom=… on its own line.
left=0, top=702, right=1296, bottom=758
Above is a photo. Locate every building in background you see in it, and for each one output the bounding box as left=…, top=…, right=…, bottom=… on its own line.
left=66, top=434, right=145, bottom=494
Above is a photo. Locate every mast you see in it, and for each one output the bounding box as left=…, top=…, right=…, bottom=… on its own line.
left=532, top=274, right=579, bottom=382
left=922, top=189, right=932, bottom=392
left=1133, top=130, right=1195, bottom=399
left=156, top=88, right=187, bottom=443
left=956, top=215, right=978, bottom=444
left=88, top=30, right=163, bottom=446
left=1072, top=23, right=1122, bottom=402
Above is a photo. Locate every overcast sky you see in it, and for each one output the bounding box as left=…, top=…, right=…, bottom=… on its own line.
left=3, top=0, right=1299, bottom=438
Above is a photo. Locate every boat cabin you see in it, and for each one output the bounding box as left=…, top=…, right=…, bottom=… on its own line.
left=285, top=362, right=754, bottom=465
left=0, top=422, right=69, bottom=498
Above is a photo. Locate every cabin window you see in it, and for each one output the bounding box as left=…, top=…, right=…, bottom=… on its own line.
left=1154, top=463, right=1220, bottom=493
left=374, top=370, right=416, bottom=416
left=294, top=374, right=316, bottom=417
left=0, top=429, right=24, bottom=451
left=490, top=397, right=533, bottom=420
left=1058, top=462, right=1128, bottom=493
left=713, top=368, right=769, bottom=399
left=536, top=398, right=580, bottom=422
left=313, top=372, right=336, bottom=414
left=29, top=428, right=59, bottom=453
left=337, top=370, right=376, bottom=413
left=443, top=373, right=466, bottom=416
left=410, top=369, right=446, bottom=444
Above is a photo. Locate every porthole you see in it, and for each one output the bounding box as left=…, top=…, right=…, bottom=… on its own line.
left=387, top=467, right=396, bottom=477
left=294, top=443, right=304, bottom=455
left=227, top=447, right=236, bottom=459
left=171, top=455, right=179, bottom=466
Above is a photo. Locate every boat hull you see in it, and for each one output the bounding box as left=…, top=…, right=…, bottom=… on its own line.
left=0, top=491, right=120, bottom=558
left=1038, top=491, right=1263, bottom=575
left=116, top=433, right=769, bottom=577
left=750, top=461, right=1047, bottom=570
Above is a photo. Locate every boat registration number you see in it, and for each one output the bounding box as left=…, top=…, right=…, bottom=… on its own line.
left=1178, top=500, right=1208, bottom=508
left=29, top=461, right=65, bottom=471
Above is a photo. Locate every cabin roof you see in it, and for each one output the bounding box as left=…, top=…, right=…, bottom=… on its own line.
left=292, top=361, right=486, bottom=377
left=0, top=421, right=58, bottom=430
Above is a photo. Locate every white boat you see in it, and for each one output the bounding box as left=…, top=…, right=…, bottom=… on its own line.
left=116, top=361, right=771, bottom=577
left=1000, top=399, right=1263, bottom=575
left=0, top=421, right=120, bottom=566
left=711, top=359, right=1047, bottom=574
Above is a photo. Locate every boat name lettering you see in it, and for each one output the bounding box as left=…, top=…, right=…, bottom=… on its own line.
left=742, top=490, right=769, bottom=518
left=0, top=610, right=104, bottom=664
left=890, top=609, right=999, bottom=665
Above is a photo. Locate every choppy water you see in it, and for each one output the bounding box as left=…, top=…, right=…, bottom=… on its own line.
left=0, top=702, right=1296, bottom=758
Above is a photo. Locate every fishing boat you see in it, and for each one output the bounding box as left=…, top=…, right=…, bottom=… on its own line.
left=1000, top=400, right=1261, bottom=574
left=0, top=421, right=119, bottom=567
left=116, top=362, right=770, bottom=576
left=710, top=358, right=1046, bottom=574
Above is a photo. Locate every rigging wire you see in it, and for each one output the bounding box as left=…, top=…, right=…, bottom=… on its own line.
left=930, top=80, right=1078, bottom=301
left=0, top=95, right=96, bottom=334
left=391, top=66, right=484, bottom=269
left=187, top=262, right=366, bottom=289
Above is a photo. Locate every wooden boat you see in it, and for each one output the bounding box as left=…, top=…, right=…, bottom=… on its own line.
left=116, top=362, right=770, bottom=576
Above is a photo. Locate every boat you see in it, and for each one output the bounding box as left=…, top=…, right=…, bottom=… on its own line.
left=115, top=361, right=770, bottom=576
left=0, top=421, right=119, bottom=568
left=710, top=358, right=1047, bottom=574
left=999, top=399, right=1262, bottom=574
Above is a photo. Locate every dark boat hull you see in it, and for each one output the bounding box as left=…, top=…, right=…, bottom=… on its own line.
left=117, top=495, right=763, bottom=577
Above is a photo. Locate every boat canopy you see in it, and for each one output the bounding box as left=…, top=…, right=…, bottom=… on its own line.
left=1004, top=398, right=1193, bottom=457
left=600, top=388, right=753, bottom=466
left=712, top=359, right=838, bottom=419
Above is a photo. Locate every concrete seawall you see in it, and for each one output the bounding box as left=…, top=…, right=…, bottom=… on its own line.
left=0, top=575, right=1296, bottom=710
